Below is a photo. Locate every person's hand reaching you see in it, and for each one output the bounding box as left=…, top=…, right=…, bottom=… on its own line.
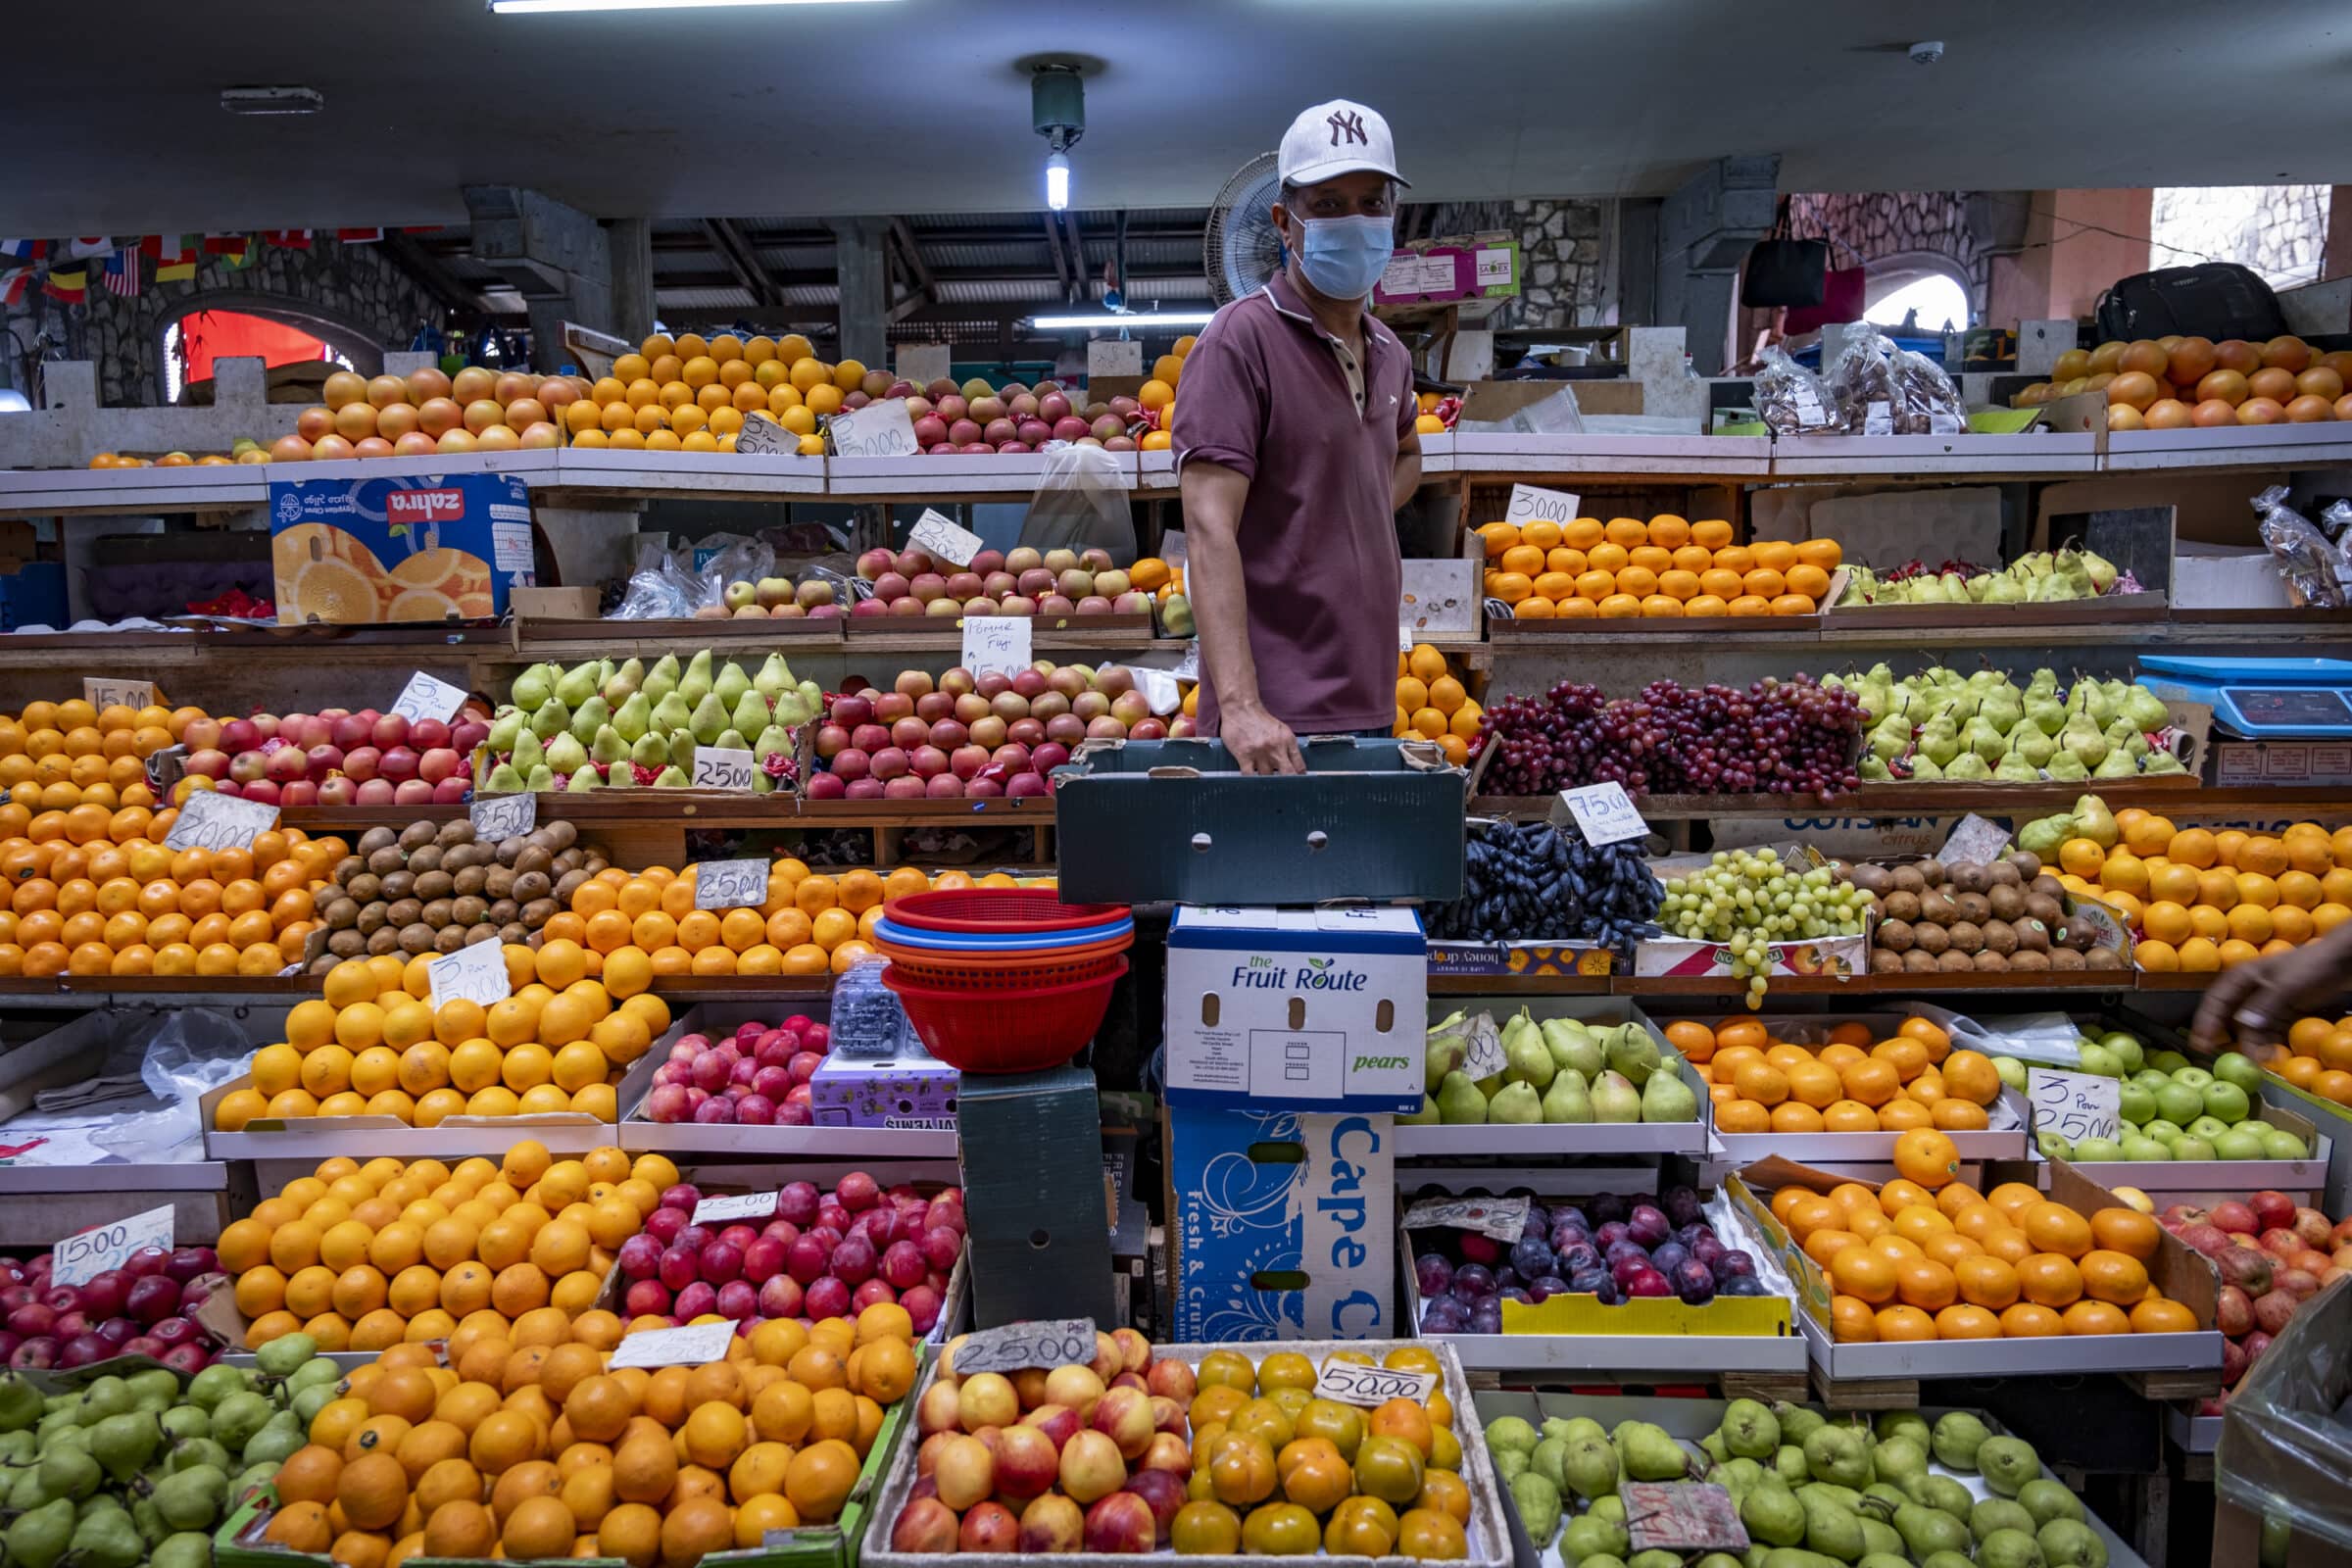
left=2192, top=936, right=2351, bottom=1054
left=1221, top=704, right=1304, bottom=775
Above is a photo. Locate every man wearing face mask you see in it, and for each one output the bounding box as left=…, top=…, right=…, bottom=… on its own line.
left=1172, top=99, right=1420, bottom=774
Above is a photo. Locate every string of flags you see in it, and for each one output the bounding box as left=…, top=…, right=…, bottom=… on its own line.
left=0, top=227, right=424, bottom=306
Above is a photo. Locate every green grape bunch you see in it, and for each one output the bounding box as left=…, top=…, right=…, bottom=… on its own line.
left=1660, top=848, right=1872, bottom=1006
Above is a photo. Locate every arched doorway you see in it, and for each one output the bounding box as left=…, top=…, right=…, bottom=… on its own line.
left=159, top=291, right=384, bottom=401
left=1864, top=251, right=1973, bottom=334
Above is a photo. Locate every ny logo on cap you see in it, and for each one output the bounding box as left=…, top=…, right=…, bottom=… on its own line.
left=1327, top=110, right=1367, bottom=147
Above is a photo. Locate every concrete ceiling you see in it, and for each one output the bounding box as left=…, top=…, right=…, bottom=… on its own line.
left=8, top=0, right=2351, bottom=235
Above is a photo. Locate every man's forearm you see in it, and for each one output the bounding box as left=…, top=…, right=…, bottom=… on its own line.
left=1178, top=463, right=1266, bottom=716
left=1391, top=436, right=1423, bottom=513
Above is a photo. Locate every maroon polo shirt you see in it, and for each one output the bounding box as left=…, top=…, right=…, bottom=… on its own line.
left=1172, top=270, right=1412, bottom=737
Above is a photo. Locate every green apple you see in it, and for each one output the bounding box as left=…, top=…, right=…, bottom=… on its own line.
left=2118, top=1082, right=2157, bottom=1125
left=2258, top=1127, right=2309, bottom=1159
left=2212, top=1052, right=2264, bottom=1095
left=2077, top=1043, right=2121, bottom=1078
left=2201, top=1081, right=2251, bottom=1124
left=2153, top=1082, right=2206, bottom=1125
left=2119, top=1135, right=2175, bottom=1162
left=2151, top=1049, right=2192, bottom=1074
left=2132, top=1068, right=2172, bottom=1092
left=2142, top=1119, right=2184, bottom=1145
left=2035, top=1131, right=2075, bottom=1160
left=2169, top=1137, right=2217, bottom=1161
left=2099, top=1031, right=2146, bottom=1072
left=2072, top=1137, right=2124, bottom=1161
left=2186, top=1114, right=2232, bottom=1143
left=2212, top=1128, right=2268, bottom=1160
left=1992, top=1055, right=2029, bottom=1093
left=2172, top=1066, right=2214, bottom=1092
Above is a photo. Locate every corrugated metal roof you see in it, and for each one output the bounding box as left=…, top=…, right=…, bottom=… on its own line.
left=655, top=285, right=756, bottom=310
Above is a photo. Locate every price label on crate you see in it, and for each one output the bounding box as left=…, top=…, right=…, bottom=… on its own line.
left=53, top=1205, right=175, bottom=1289
left=82, top=678, right=156, bottom=711
left=2029, top=1068, right=2120, bottom=1146
left=695, top=858, right=769, bottom=911
left=427, top=939, right=513, bottom=1012
left=691, top=747, right=758, bottom=792
left=960, top=616, right=1032, bottom=681
left=1397, top=624, right=1414, bottom=652
left=1460, top=1014, right=1507, bottom=1080
left=692, top=1191, right=778, bottom=1225
left=163, top=790, right=279, bottom=854
left=950, top=1318, right=1099, bottom=1377
left=736, top=413, right=794, bottom=455
left=1402, top=1195, right=1529, bottom=1241
left=1623, top=1482, right=1749, bottom=1554
left=909, top=510, right=984, bottom=568
left=1558, top=782, right=1648, bottom=846
left=827, top=400, right=920, bottom=458
left=470, top=792, right=536, bottom=843
left=1313, top=1359, right=1437, bottom=1409
left=390, top=671, right=469, bottom=725
left=610, top=1320, right=738, bottom=1369
left=1939, top=813, right=2011, bottom=867
left=1505, top=483, right=1582, bottom=527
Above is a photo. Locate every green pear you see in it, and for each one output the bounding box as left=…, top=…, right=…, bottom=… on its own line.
left=1541, top=1018, right=1604, bottom=1079
left=731, top=689, right=771, bottom=736
left=1590, top=1069, right=1641, bottom=1122
left=544, top=732, right=588, bottom=774
left=1489, top=1081, right=1543, bottom=1125
left=86, top=1414, right=159, bottom=1484
left=568, top=694, right=612, bottom=745
left=1396, top=1094, right=1439, bottom=1125
left=669, top=731, right=696, bottom=771
left=715, top=728, right=751, bottom=755
left=589, top=726, right=629, bottom=766
left=630, top=732, right=671, bottom=769
left=1434, top=1070, right=1487, bottom=1124
left=2071, top=793, right=2118, bottom=847
left=510, top=729, right=545, bottom=774
left=485, top=710, right=524, bottom=754
left=1719, top=1400, right=1780, bottom=1461
left=654, top=765, right=690, bottom=788
left=1740, top=1478, right=1806, bottom=1547
left=713, top=660, right=752, bottom=709
left=148, top=1466, right=224, bottom=1533
left=689, top=693, right=731, bottom=745
left=522, top=763, right=554, bottom=792
left=1641, top=1067, right=1697, bottom=1122
left=528, top=697, right=570, bottom=741
left=678, top=649, right=714, bottom=705
left=753, top=653, right=794, bottom=703
left=1503, top=1027, right=1554, bottom=1090
left=773, top=687, right=815, bottom=728
left=68, top=1505, right=143, bottom=1568
left=6, top=1498, right=74, bottom=1568
left=553, top=661, right=600, bottom=709
left=1540, top=1070, right=1592, bottom=1124
left=602, top=657, right=644, bottom=705
left=1557, top=1434, right=1618, bottom=1498
left=608, top=690, right=650, bottom=744
left=1605, top=1024, right=1661, bottom=1086
left=0, top=1373, right=41, bottom=1433
left=650, top=691, right=695, bottom=736
left=597, top=761, right=627, bottom=790
left=509, top=664, right=554, bottom=710
left=483, top=763, right=526, bottom=793
left=152, top=1535, right=213, bottom=1568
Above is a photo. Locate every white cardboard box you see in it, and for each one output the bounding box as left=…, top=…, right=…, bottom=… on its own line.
left=1165, top=906, right=1426, bottom=1113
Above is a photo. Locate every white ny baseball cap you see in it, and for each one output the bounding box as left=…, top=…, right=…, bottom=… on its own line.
left=1278, top=99, right=1410, bottom=189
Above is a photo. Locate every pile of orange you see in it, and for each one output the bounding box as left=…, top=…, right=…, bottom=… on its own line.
left=218, top=1142, right=667, bottom=1352
left=214, top=952, right=666, bottom=1130
left=253, top=1295, right=912, bottom=1566
left=546, top=859, right=1055, bottom=982
left=1395, top=644, right=1481, bottom=765
left=1669, top=1015, right=2002, bottom=1135
left=2054, top=811, right=2352, bottom=973
left=2248, top=1016, right=2352, bottom=1107
left=0, top=816, right=341, bottom=978
left=1477, top=514, right=1842, bottom=620
left=1772, top=1157, right=2202, bottom=1344
left=2017, top=334, right=2352, bottom=428
left=576, top=331, right=835, bottom=457
left=0, top=696, right=207, bottom=818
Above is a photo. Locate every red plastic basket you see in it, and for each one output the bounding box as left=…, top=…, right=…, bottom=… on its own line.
left=883, top=888, right=1129, bottom=935
left=876, top=945, right=1128, bottom=991
left=881, top=957, right=1126, bottom=1074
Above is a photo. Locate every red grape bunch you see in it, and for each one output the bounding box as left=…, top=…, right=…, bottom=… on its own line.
left=1472, top=675, right=1867, bottom=801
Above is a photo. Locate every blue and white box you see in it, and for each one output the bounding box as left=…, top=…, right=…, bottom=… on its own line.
left=1166, top=1106, right=1394, bottom=1342
left=1165, top=905, right=1425, bottom=1113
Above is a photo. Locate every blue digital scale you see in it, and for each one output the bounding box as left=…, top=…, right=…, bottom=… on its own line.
left=2138, top=656, right=2352, bottom=738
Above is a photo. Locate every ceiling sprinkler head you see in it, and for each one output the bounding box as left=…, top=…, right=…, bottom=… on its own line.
left=1907, top=40, right=1944, bottom=65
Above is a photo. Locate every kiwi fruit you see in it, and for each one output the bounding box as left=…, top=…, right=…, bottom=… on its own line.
left=512, top=871, right=552, bottom=905
left=327, top=928, right=367, bottom=958
left=1947, top=862, right=1985, bottom=895
left=332, top=856, right=365, bottom=885
left=398, top=922, right=439, bottom=954
left=1946, top=920, right=1984, bottom=955
left=2064, top=921, right=2097, bottom=952
left=2025, top=893, right=2065, bottom=927
left=1877, top=918, right=1916, bottom=953
left=2015, top=918, right=2051, bottom=953
left=1902, top=949, right=1939, bottom=973
left=453, top=865, right=489, bottom=898
left=323, top=898, right=360, bottom=930
left=345, top=872, right=382, bottom=905
left=496, top=836, right=526, bottom=865
left=1986, top=860, right=2022, bottom=888
left=398, top=821, right=437, bottom=851
left=1884, top=890, right=1922, bottom=923
left=2050, top=946, right=2086, bottom=971
left=1936, top=949, right=1976, bottom=972
left=1848, top=864, right=1892, bottom=896
left=2032, top=874, right=2066, bottom=901
left=514, top=845, right=554, bottom=878
left=520, top=898, right=558, bottom=929
left=1916, top=858, right=1946, bottom=886
left=1917, top=891, right=1959, bottom=927
left=1973, top=950, right=2010, bottom=972
left=438, top=819, right=475, bottom=846
left=384, top=898, right=423, bottom=930
left=358, top=826, right=398, bottom=856
left=1981, top=919, right=2019, bottom=956
left=488, top=899, right=520, bottom=925
left=1987, top=883, right=2026, bottom=921
left=552, top=849, right=583, bottom=875
left=2086, top=947, right=2126, bottom=970
left=406, top=844, right=443, bottom=875
left=354, top=904, right=388, bottom=936
left=452, top=895, right=489, bottom=928
left=433, top=926, right=469, bottom=955
left=2009, top=948, right=2051, bottom=971
left=1913, top=922, right=1950, bottom=956
left=419, top=899, right=454, bottom=930
left=544, top=819, right=578, bottom=851
left=365, top=927, right=402, bottom=956
left=499, top=922, right=531, bottom=945
left=1870, top=950, right=1905, bottom=974
left=584, top=856, right=610, bottom=876
left=2009, top=851, right=2044, bottom=880
left=367, top=846, right=406, bottom=877
left=1954, top=892, right=1991, bottom=924
left=484, top=866, right=517, bottom=901
left=1890, top=866, right=1927, bottom=895
left=379, top=870, right=417, bottom=903
left=553, top=869, right=591, bottom=905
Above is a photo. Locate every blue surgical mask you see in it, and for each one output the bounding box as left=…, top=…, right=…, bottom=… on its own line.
left=1292, top=214, right=1393, bottom=302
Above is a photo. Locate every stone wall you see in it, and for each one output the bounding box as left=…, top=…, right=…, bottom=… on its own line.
left=7, top=239, right=444, bottom=408
left=1787, top=191, right=1982, bottom=277
left=1418, top=198, right=1611, bottom=329
left=2152, top=185, right=2332, bottom=289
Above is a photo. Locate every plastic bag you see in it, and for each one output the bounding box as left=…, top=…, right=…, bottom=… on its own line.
left=2255, top=485, right=2346, bottom=608
left=1891, top=348, right=1967, bottom=434
left=1454, top=384, right=1585, bottom=435
left=1019, top=444, right=1139, bottom=563
left=827, top=959, right=911, bottom=1059
left=91, top=1007, right=258, bottom=1162
left=1753, top=345, right=1838, bottom=435
left=2216, top=1273, right=2352, bottom=1548
left=612, top=536, right=698, bottom=621
left=1826, top=327, right=1898, bottom=434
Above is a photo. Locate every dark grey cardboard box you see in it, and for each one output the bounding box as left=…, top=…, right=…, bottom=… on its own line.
left=956, top=1064, right=1116, bottom=1329
left=1052, top=737, right=1466, bottom=905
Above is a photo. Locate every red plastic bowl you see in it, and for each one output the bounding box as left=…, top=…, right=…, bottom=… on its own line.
left=881, top=957, right=1126, bottom=1074
left=875, top=945, right=1128, bottom=991
left=883, top=888, right=1129, bottom=935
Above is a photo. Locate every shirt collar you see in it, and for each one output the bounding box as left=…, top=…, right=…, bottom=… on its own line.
left=1263, top=268, right=1389, bottom=352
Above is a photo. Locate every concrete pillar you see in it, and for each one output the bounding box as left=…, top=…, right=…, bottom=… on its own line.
left=464, top=186, right=615, bottom=372
left=2326, top=187, right=2352, bottom=281
left=608, top=219, right=656, bottom=349
left=829, top=219, right=890, bottom=368
left=1654, top=156, right=1779, bottom=375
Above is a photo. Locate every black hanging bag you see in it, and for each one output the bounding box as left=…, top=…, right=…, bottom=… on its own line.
left=2095, top=263, right=2288, bottom=344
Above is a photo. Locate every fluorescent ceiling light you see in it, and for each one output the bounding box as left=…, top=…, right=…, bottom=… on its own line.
left=1030, top=311, right=1214, bottom=330
left=490, top=0, right=894, bottom=12
left=1045, top=152, right=1070, bottom=213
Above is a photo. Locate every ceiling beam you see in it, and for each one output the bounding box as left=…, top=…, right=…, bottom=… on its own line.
left=699, top=219, right=781, bottom=307
left=886, top=218, right=935, bottom=324
left=382, top=231, right=485, bottom=316
left=1042, top=215, right=1073, bottom=299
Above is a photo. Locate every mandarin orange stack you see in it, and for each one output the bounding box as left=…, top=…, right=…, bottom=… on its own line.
left=0, top=694, right=201, bottom=819
left=1670, top=1015, right=2002, bottom=1136
left=2057, top=811, right=2352, bottom=974
left=1773, top=1152, right=2201, bottom=1345
left=2243, top=1015, right=2352, bottom=1108
left=1478, top=514, right=1840, bottom=620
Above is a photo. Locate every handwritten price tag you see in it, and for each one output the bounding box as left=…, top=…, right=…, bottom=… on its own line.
left=1403, top=1195, right=1529, bottom=1241
left=164, top=790, right=279, bottom=854
left=52, top=1205, right=174, bottom=1289
left=1939, top=813, right=2011, bottom=867
left=427, top=939, right=513, bottom=1012
left=950, top=1319, right=1099, bottom=1377
left=693, top=1192, right=778, bottom=1225
left=827, top=400, right=920, bottom=458
left=961, top=616, right=1032, bottom=680
left=1505, top=483, right=1582, bottom=527
left=390, top=672, right=468, bottom=725
left=1559, top=782, right=1648, bottom=846
left=736, top=414, right=795, bottom=456
left=83, top=678, right=156, bottom=711
left=470, top=793, right=536, bottom=843
left=695, top=858, right=769, bottom=910
left=611, top=1320, right=738, bottom=1369
left=1313, top=1359, right=1437, bottom=1409
left=1623, top=1482, right=1749, bottom=1554
left=692, top=747, right=757, bottom=792
left=1461, top=1015, right=1506, bottom=1080
left=2030, top=1068, right=2121, bottom=1146
left=909, top=510, right=983, bottom=568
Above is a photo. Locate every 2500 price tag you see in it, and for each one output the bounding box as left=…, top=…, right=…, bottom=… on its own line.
left=1313, top=1359, right=1437, bottom=1409
left=950, top=1318, right=1099, bottom=1376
